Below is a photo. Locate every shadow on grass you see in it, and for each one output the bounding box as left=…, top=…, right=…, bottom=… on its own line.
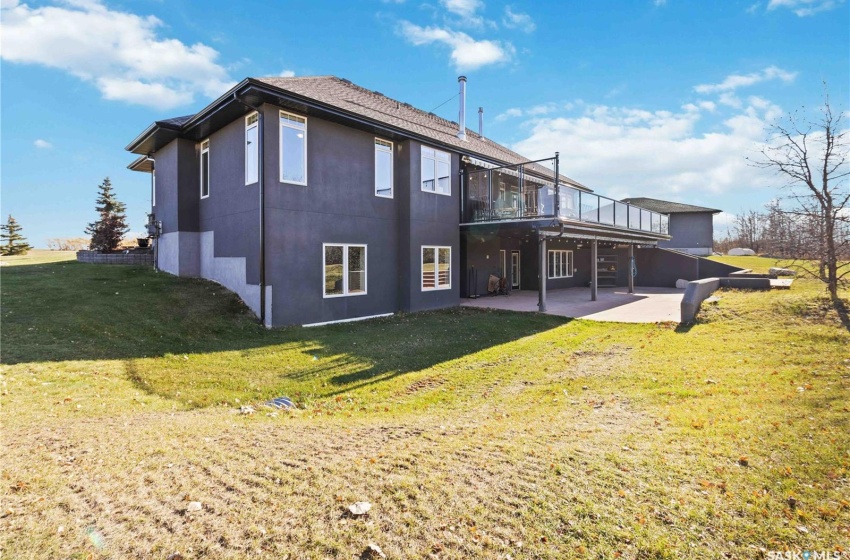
left=2, top=261, right=569, bottom=400
left=831, top=294, right=850, bottom=333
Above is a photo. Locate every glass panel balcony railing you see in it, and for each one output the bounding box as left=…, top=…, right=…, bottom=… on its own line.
left=581, top=193, right=600, bottom=222
left=628, top=205, right=641, bottom=230
left=640, top=209, right=652, bottom=232
left=559, top=188, right=580, bottom=220
left=463, top=156, right=668, bottom=236
left=614, top=201, right=628, bottom=228
left=599, top=198, right=616, bottom=225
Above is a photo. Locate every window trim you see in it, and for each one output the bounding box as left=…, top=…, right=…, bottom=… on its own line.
left=245, top=112, right=259, bottom=186
left=420, top=145, right=452, bottom=197
left=548, top=249, right=573, bottom=279
left=375, top=138, right=393, bottom=198
left=279, top=111, right=308, bottom=186
left=322, top=243, right=368, bottom=298
left=421, top=245, right=452, bottom=291
left=200, top=139, right=210, bottom=199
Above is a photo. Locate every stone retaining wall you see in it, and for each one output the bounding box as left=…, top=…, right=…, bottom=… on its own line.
left=76, top=251, right=154, bottom=266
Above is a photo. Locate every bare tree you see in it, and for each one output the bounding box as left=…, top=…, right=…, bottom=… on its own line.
left=753, top=91, right=850, bottom=299
left=733, top=209, right=765, bottom=253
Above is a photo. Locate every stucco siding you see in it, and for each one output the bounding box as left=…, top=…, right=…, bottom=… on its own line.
left=660, top=212, right=714, bottom=252
left=262, top=111, right=401, bottom=326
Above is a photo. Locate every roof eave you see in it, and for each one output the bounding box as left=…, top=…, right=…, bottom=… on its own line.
left=124, top=78, right=254, bottom=154
left=127, top=155, right=153, bottom=173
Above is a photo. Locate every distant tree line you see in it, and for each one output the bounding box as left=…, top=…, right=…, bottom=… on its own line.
left=716, top=201, right=849, bottom=265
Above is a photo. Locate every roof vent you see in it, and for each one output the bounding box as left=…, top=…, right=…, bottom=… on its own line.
left=478, top=107, right=484, bottom=138
left=457, top=76, right=467, bottom=141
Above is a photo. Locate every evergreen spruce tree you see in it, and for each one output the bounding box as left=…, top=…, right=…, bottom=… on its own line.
left=0, top=215, right=32, bottom=255
left=85, top=177, right=129, bottom=252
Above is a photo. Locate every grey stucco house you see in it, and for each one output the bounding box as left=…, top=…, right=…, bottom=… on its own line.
left=127, top=76, right=707, bottom=327
left=621, top=198, right=721, bottom=256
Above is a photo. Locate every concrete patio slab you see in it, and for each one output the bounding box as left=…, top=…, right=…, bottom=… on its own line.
left=461, top=287, right=685, bottom=323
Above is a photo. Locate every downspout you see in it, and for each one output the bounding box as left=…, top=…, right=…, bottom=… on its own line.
left=234, top=93, right=267, bottom=327
left=147, top=155, right=159, bottom=272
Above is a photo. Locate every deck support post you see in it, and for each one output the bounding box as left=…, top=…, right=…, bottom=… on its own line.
left=591, top=239, right=598, bottom=302
left=628, top=243, right=635, bottom=294
left=538, top=235, right=547, bottom=313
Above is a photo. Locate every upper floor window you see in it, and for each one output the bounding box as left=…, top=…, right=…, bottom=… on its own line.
left=324, top=244, right=367, bottom=297
left=200, top=139, right=210, bottom=199
left=421, top=146, right=450, bottom=196
left=548, top=250, right=573, bottom=279
left=245, top=113, right=259, bottom=185
left=280, top=111, right=307, bottom=185
left=375, top=138, right=393, bottom=198
left=422, top=246, right=451, bottom=290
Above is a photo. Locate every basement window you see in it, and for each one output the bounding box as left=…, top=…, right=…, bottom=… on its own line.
left=324, top=244, right=367, bottom=297
left=422, top=246, right=451, bottom=290
left=548, top=250, right=573, bottom=279
left=200, top=139, right=210, bottom=199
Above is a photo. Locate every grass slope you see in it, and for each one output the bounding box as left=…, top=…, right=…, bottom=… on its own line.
left=1, top=254, right=848, bottom=559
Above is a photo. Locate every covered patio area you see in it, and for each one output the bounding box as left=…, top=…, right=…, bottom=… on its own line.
left=461, top=286, right=685, bottom=323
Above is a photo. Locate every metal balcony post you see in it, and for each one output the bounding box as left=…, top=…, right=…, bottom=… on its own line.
left=553, top=152, right=560, bottom=218
left=591, top=239, right=598, bottom=302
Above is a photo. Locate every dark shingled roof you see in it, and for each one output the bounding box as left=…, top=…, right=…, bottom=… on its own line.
left=620, top=197, right=721, bottom=214
left=253, top=76, right=586, bottom=189
left=157, top=115, right=193, bottom=128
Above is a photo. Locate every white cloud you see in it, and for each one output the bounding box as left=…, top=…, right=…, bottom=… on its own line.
left=495, top=102, right=568, bottom=121
left=34, top=139, right=52, bottom=149
left=654, top=0, right=668, bottom=6
left=0, top=0, right=233, bottom=110
left=718, top=92, right=743, bottom=109
left=502, top=6, right=536, bottom=33
left=280, top=70, right=296, bottom=77
left=495, top=107, right=524, bottom=121
left=766, top=0, right=845, bottom=16
left=694, top=66, right=797, bottom=94
left=441, top=0, right=483, bottom=17
left=509, top=96, right=782, bottom=203
left=746, top=2, right=761, bottom=13
left=440, top=0, right=487, bottom=27
left=397, top=21, right=514, bottom=70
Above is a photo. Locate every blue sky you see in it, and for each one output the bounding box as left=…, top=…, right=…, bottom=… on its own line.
left=2, top=0, right=848, bottom=246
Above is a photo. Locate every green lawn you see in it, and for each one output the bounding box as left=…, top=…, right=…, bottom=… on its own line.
left=2, top=253, right=848, bottom=559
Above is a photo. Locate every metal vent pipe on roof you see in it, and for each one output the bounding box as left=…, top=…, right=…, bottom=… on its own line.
left=478, top=106, right=483, bottom=137
left=457, top=76, right=467, bottom=141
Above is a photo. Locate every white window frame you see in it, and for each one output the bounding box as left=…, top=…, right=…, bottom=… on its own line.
left=375, top=138, right=393, bottom=198
left=421, top=146, right=451, bottom=196
left=245, top=112, right=259, bottom=185
left=279, top=111, right=307, bottom=186
left=421, top=246, right=452, bottom=291
left=200, top=139, right=210, bottom=199
left=322, top=243, right=367, bottom=298
left=548, top=249, right=573, bottom=279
